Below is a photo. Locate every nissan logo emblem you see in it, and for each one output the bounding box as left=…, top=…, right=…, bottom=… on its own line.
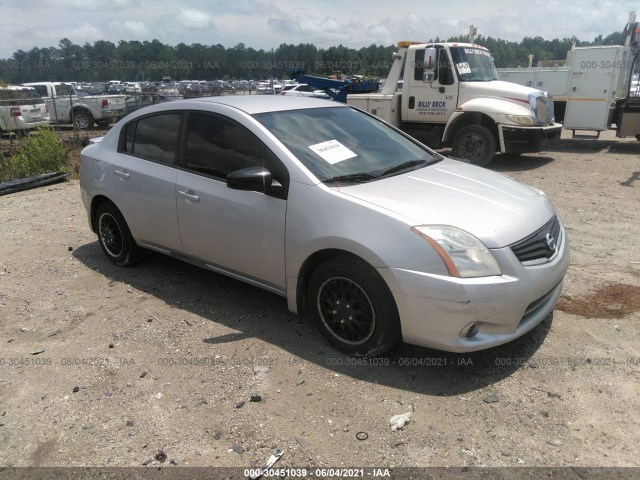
left=545, top=233, right=557, bottom=252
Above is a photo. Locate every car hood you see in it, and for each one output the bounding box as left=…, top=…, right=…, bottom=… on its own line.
left=336, top=159, right=556, bottom=248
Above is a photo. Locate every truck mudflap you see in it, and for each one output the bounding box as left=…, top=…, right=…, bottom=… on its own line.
left=498, top=123, right=562, bottom=154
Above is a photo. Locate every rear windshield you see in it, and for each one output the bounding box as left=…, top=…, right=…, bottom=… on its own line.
left=0, top=88, right=42, bottom=105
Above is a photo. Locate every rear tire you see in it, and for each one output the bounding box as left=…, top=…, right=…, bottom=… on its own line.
left=307, top=256, right=401, bottom=357
left=96, top=202, right=142, bottom=266
left=451, top=124, right=496, bottom=167
left=73, top=109, right=94, bottom=130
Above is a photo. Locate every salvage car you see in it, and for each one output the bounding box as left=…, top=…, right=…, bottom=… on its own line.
left=80, top=96, right=569, bottom=356
left=0, top=85, right=50, bottom=134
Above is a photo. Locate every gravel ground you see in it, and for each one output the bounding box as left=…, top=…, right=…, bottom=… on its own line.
left=0, top=128, right=639, bottom=476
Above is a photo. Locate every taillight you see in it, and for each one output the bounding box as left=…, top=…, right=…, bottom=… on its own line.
left=101, top=99, right=108, bottom=108
left=10, top=107, right=21, bottom=117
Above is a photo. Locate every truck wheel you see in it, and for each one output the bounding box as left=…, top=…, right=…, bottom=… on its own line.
left=451, top=125, right=496, bottom=167
left=73, top=110, right=94, bottom=130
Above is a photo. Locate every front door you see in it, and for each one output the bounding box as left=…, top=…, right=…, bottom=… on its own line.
left=402, top=46, right=458, bottom=123
left=175, top=112, right=288, bottom=290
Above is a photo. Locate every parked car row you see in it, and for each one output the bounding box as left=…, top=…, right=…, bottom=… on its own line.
left=1, top=77, right=332, bottom=135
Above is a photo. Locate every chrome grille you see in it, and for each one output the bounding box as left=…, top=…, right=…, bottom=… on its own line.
left=535, top=96, right=549, bottom=123
left=510, top=216, right=561, bottom=263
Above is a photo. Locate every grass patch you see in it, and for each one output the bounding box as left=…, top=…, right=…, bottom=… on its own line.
left=0, top=128, right=71, bottom=182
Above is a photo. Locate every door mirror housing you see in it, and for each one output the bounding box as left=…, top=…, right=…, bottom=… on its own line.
left=423, top=47, right=437, bottom=83
left=226, top=166, right=272, bottom=192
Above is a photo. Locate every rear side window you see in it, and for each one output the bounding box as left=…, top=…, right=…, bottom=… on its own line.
left=54, top=84, right=75, bottom=96
left=120, top=113, right=182, bottom=165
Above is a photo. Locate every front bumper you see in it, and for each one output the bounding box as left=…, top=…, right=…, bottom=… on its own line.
left=498, top=123, right=562, bottom=154
left=378, top=221, right=570, bottom=352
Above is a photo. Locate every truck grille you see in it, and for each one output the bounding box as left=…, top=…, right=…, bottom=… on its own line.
left=510, top=216, right=561, bottom=263
left=535, top=97, right=550, bottom=123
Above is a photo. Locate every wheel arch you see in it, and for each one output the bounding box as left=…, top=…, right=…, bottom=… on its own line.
left=72, top=107, right=94, bottom=125
left=443, top=111, right=498, bottom=146
left=89, top=194, right=115, bottom=233
left=294, top=248, right=391, bottom=315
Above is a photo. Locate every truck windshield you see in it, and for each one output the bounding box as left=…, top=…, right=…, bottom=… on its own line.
left=254, top=106, right=442, bottom=184
left=450, top=46, right=499, bottom=82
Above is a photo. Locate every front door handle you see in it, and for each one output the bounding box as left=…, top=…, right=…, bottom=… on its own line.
left=178, top=190, right=200, bottom=202
left=114, top=169, right=130, bottom=179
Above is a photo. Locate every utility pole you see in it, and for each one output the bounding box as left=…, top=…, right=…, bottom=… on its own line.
left=468, top=25, right=478, bottom=44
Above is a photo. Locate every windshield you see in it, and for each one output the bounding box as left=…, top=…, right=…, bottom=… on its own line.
left=253, top=106, right=442, bottom=184
left=449, top=46, right=499, bottom=82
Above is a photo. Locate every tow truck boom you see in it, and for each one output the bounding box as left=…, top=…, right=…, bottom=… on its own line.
left=290, top=68, right=380, bottom=103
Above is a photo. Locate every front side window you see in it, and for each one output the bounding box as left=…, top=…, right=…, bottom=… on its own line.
left=414, top=47, right=454, bottom=85
left=121, top=113, right=182, bottom=165
left=184, top=112, right=289, bottom=197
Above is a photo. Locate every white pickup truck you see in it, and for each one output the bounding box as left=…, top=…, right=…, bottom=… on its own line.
left=22, top=82, right=126, bottom=129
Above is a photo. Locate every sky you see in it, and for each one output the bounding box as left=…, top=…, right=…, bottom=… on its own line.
left=0, top=0, right=638, bottom=59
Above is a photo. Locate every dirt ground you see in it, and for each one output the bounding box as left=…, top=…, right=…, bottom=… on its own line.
left=0, top=127, right=639, bottom=477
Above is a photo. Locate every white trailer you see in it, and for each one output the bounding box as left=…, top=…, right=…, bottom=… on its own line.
left=498, top=12, right=640, bottom=139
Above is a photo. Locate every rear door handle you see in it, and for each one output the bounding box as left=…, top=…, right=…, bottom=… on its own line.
left=114, top=169, right=130, bottom=179
left=178, top=190, right=200, bottom=202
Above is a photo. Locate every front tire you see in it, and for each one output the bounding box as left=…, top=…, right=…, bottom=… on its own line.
left=307, top=256, right=401, bottom=357
left=96, top=202, right=142, bottom=266
left=451, top=124, right=497, bottom=167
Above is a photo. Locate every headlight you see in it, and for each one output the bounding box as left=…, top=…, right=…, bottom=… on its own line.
left=411, top=225, right=502, bottom=278
left=506, top=114, right=535, bottom=125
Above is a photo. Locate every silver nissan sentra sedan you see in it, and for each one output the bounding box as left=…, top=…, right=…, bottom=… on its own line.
left=80, top=96, right=569, bottom=356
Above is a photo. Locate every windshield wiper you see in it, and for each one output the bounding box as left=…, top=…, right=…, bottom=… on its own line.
left=377, top=158, right=439, bottom=179
left=324, top=172, right=378, bottom=185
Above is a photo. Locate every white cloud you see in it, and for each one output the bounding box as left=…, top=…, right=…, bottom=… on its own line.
left=0, top=0, right=637, bottom=59
left=177, top=8, right=214, bottom=30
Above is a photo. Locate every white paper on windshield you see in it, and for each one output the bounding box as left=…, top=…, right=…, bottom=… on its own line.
left=308, top=140, right=357, bottom=164
left=457, top=62, right=471, bottom=75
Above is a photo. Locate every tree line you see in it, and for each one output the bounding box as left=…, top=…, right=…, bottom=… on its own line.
left=0, top=30, right=626, bottom=85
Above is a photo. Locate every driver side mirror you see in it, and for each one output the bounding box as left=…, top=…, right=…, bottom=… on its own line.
left=423, top=48, right=437, bottom=83
left=226, top=166, right=272, bottom=193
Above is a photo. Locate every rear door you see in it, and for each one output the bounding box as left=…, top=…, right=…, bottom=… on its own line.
left=110, top=112, right=183, bottom=252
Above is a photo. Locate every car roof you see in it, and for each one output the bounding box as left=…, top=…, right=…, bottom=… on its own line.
left=143, top=95, right=343, bottom=115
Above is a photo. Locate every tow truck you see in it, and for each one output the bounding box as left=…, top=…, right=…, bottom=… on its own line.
left=339, top=41, right=562, bottom=166
left=295, top=43, right=562, bottom=166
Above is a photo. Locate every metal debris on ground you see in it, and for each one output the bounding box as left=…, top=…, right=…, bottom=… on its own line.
left=249, top=448, right=284, bottom=480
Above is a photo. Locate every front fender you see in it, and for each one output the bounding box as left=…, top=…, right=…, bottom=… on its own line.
left=443, top=97, right=532, bottom=142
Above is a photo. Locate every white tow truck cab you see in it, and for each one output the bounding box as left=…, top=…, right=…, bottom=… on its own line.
left=498, top=12, right=640, bottom=139
left=348, top=41, right=562, bottom=166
